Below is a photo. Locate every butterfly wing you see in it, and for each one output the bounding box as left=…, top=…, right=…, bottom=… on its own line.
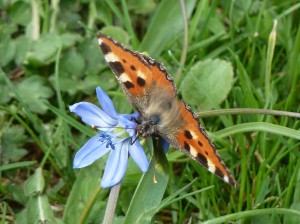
left=173, top=101, right=236, bottom=185
left=97, top=33, right=236, bottom=186
left=98, top=33, right=175, bottom=116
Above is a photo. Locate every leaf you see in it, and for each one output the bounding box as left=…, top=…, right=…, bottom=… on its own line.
left=24, top=168, right=45, bottom=196
left=63, top=161, right=105, bottom=223
left=0, top=35, right=16, bottom=66
left=140, top=0, right=196, bottom=56
left=100, top=26, right=130, bottom=44
left=77, top=37, right=103, bottom=75
left=15, top=209, right=27, bottom=224
left=16, top=75, right=54, bottom=114
left=127, top=0, right=156, bottom=14
left=15, top=36, right=32, bottom=64
left=27, top=195, right=56, bottom=224
left=124, top=139, right=169, bottom=224
left=1, top=126, right=28, bottom=164
left=0, top=75, right=12, bottom=104
left=25, top=33, right=62, bottom=67
left=7, top=1, right=31, bottom=26
left=181, top=59, right=234, bottom=110
left=60, top=49, right=85, bottom=77
left=61, top=33, right=82, bottom=48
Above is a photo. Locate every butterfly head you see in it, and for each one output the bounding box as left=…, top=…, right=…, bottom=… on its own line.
left=134, top=114, right=159, bottom=138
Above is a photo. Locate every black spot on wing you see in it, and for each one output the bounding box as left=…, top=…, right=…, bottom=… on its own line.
left=100, top=42, right=111, bottom=54
left=130, top=65, right=136, bottom=71
left=215, top=167, right=224, bottom=179
left=137, top=77, right=146, bottom=87
left=124, top=81, right=134, bottom=89
left=198, top=140, right=203, bottom=147
left=184, top=142, right=190, bottom=151
left=197, top=153, right=208, bottom=168
left=109, top=61, right=124, bottom=76
left=184, top=130, right=193, bottom=139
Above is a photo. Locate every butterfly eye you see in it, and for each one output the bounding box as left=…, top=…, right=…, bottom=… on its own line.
left=149, top=114, right=160, bottom=125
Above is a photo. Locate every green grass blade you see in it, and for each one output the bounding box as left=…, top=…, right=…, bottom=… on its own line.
left=216, top=122, right=300, bottom=140
left=139, top=0, right=196, bottom=56
left=201, top=208, right=300, bottom=224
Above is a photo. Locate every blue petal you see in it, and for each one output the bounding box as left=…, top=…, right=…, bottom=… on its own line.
left=117, top=115, right=137, bottom=137
left=96, top=87, right=118, bottom=119
left=101, top=141, right=129, bottom=188
left=111, top=140, right=130, bottom=184
left=122, top=112, right=139, bottom=121
left=73, top=134, right=110, bottom=168
left=129, top=137, right=149, bottom=172
left=69, top=102, right=117, bottom=129
left=162, top=138, right=170, bottom=153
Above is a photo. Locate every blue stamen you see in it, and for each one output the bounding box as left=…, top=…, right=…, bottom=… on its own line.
left=99, top=132, right=115, bottom=150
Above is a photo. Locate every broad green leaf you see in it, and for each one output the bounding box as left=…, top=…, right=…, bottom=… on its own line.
left=25, top=33, right=62, bottom=67
left=60, top=49, right=85, bottom=77
left=61, top=33, right=82, bottom=48
left=15, top=209, right=27, bottom=224
left=100, top=26, right=130, bottom=44
left=0, top=35, right=16, bottom=66
left=7, top=1, right=31, bottom=26
left=0, top=79, right=11, bottom=103
left=27, top=195, right=56, bottom=224
left=140, top=0, right=196, bottom=56
left=1, top=126, right=28, bottom=164
left=127, top=0, right=156, bottom=14
left=16, top=75, right=54, bottom=114
left=124, top=139, right=169, bottom=224
left=77, top=37, right=103, bottom=76
left=15, top=36, right=32, bottom=64
left=181, top=59, right=234, bottom=110
left=63, top=161, right=106, bottom=223
left=24, top=168, right=45, bottom=196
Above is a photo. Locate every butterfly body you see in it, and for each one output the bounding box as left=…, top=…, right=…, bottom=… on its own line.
left=98, top=33, right=236, bottom=186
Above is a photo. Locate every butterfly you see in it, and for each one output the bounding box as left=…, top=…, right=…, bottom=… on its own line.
left=97, top=33, right=236, bottom=186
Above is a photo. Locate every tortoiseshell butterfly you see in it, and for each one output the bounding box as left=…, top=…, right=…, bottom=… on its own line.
left=97, top=33, right=236, bottom=186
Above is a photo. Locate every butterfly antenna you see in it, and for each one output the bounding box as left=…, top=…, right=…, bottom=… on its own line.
left=91, top=125, right=135, bottom=131
left=131, top=135, right=138, bottom=145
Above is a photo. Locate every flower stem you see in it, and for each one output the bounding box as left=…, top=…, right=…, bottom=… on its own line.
left=103, top=183, right=121, bottom=224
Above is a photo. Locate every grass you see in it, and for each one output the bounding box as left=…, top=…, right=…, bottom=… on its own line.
left=1, top=0, right=300, bottom=223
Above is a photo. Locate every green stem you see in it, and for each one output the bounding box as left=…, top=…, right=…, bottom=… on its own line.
left=265, top=20, right=277, bottom=104
left=31, top=0, right=40, bottom=40
left=201, top=208, right=300, bottom=224
left=103, top=183, right=121, bottom=224
left=50, top=0, right=60, bottom=32
left=175, top=0, right=188, bottom=82
left=197, top=108, right=300, bottom=119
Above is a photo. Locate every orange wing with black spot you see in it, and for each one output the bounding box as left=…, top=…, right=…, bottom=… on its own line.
left=175, top=101, right=236, bottom=185
left=98, top=33, right=175, bottom=114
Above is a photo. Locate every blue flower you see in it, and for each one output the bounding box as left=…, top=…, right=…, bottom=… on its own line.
left=69, top=87, right=149, bottom=188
